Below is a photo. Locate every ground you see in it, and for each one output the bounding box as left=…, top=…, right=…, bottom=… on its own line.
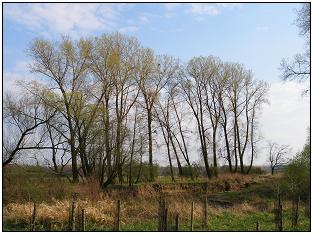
left=3, top=166, right=310, bottom=231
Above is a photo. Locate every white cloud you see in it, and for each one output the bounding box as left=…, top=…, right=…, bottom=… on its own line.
left=118, top=26, right=139, bottom=33
left=216, top=3, right=242, bottom=8
left=256, top=26, right=269, bottom=31
left=3, top=60, right=35, bottom=93
left=258, top=81, right=310, bottom=164
left=3, top=72, right=24, bottom=93
left=186, top=4, right=219, bottom=16
left=3, top=3, right=133, bottom=37
left=163, top=3, right=182, bottom=11
left=139, top=15, right=150, bottom=24
left=186, top=3, right=241, bottom=16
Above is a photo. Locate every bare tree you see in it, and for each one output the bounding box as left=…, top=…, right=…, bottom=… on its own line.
left=3, top=93, right=57, bottom=167
left=4, top=32, right=273, bottom=189
left=203, top=57, right=223, bottom=176
left=42, top=107, right=70, bottom=174
left=217, top=64, right=233, bottom=172
left=181, top=57, right=213, bottom=178
left=28, top=37, right=94, bottom=182
left=170, top=88, right=194, bottom=179
left=137, top=53, right=179, bottom=181
left=268, top=141, right=290, bottom=175
left=246, top=81, right=269, bottom=174
left=90, top=33, right=141, bottom=185
left=280, top=3, right=310, bottom=93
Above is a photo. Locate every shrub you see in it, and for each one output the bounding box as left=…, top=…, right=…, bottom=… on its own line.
left=281, top=143, right=310, bottom=200
left=243, top=166, right=266, bottom=175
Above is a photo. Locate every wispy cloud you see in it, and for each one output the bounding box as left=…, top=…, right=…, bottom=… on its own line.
left=260, top=81, right=309, bottom=157
left=3, top=59, right=36, bottom=93
left=139, top=15, right=150, bottom=24
left=186, top=3, right=241, bottom=16
left=118, top=26, right=139, bottom=33
left=186, top=4, right=219, bottom=16
left=4, top=3, right=132, bottom=37
left=256, top=26, right=270, bottom=31
left=216, top=3, right=242, bottom=8
left=163, top=3, right=182, bottom=11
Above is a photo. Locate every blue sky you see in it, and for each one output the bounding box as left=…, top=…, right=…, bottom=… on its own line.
left=3, top=3, right=309, bottom=165
left=3, top=3, right=304, bottom=82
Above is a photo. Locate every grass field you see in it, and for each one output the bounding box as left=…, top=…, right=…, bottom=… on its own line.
left=3, top=166, right=310, bottom=231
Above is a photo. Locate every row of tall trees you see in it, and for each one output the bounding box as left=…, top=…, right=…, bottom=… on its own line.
left=3, top=33, right=269, bottom=187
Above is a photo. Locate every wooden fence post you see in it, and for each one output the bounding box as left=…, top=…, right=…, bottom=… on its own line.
left=114, top=200, right=121, bottom=231
left=30, top=202, right=36, bottom=231
left=158, top=197, right=166, bottom=231
left=190, top=201, right=194, bottom=232
left=255, top=221, right=259, bottom=231
left=47, top=221, right=52, bottom=231
left=44, top=219, right=52, bottom=231
left=72, top=200, right=76, bottom=231
left=164, top=207, right=168, bottom=231
left=292, top=195, right=300, bottom=227
left=305, top=191, right=310, bottom=218
left=158, top=198, right=162, bottom=231
left=68, top=200, right=76, bottom=231
left=175, top=214, right=180, bottom=231
left=274, top=193, right=283, bottom=231
left=203, top=198, right=208, bottom=229
left=81, top=209, right=86, bottom=231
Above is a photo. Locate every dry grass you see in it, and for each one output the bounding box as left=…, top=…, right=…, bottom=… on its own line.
left=3, top=168, right=273, bottom=230
left=3, top=193, right=265, bottom=229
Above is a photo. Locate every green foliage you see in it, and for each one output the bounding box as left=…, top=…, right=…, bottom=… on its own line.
left=282, top=143, right=310, bottom=199
left=243, top=166, right=266, bottom=175
left=160, top=166, right=178, bottom=177
left=135, top=162, right=159, bottom=183
left=181, top=165, right=196, bottom=178
left=219, top=165, right=265, bottom=175
left=191, top=162, right=207, bottom=178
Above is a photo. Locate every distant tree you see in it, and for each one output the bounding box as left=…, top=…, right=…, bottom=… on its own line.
left=267, top=141, right=290, bottom=175
left=280, top=3, right=310, bottom=93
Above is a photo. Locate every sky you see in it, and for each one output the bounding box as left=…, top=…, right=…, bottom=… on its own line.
left=3, top=2, right=310, bottom=165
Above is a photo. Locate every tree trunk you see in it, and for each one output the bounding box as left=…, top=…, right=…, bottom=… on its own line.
left=212, top=126, right=218, bottom=177
left=169, top=133, right=183, bottom=176
left=128, top=107, right=138, bottom=186
left=147, top=110, right=154, bottom=182
left=233, top=117, right=238, bottom=173
left=246, top=108, right=256, bottom=174
left=104, top=98, right=112, bottom=177
left=70, top=144, right=79, bottom=183
left=166, top=140, right=175, bottom=181
left=221, top=108, right=232, bottom=172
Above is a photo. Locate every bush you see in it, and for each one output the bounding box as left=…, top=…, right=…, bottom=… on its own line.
left=191, top=162, right=207, bottom=178
left=243, top=166, right=266, bottom=175
left=136, top=162, right=159, bottom=182
left=181, top=165, right=195, bottom=178
left=281, top=143, right=310, bottom=199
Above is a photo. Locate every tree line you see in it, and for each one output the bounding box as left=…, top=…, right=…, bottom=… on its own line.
left=3, top=33, right=269, bottom=187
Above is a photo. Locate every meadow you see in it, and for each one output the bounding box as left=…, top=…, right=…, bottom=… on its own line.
left=3, top=166, right=310, bottom=231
